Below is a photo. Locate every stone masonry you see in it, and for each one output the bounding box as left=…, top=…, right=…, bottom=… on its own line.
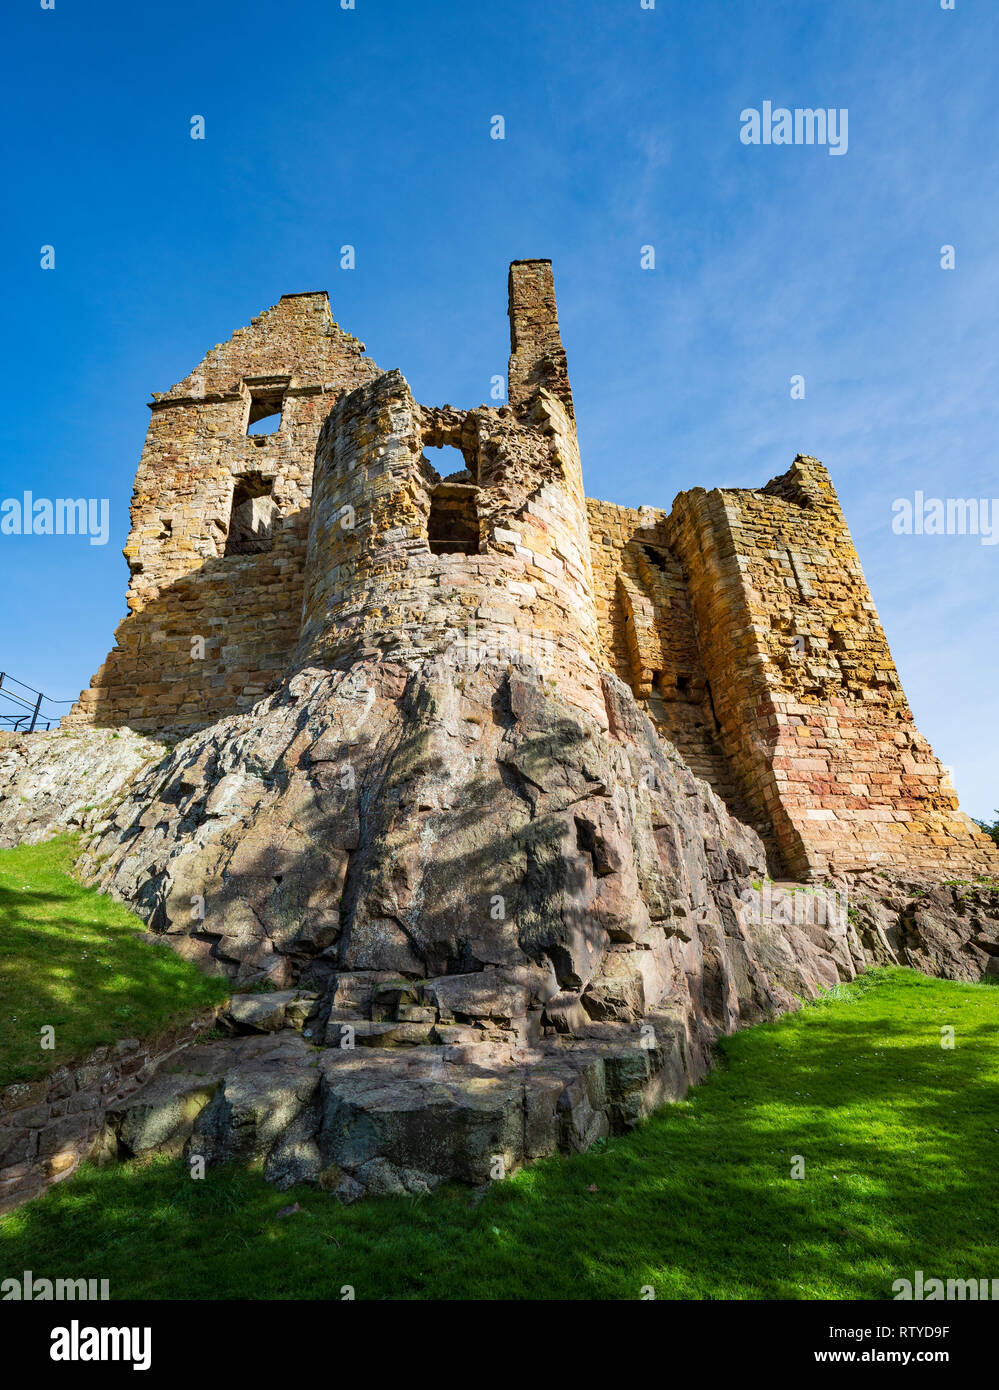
left=0, top=1009, right=219, bottom=1214
left=64, top=261, right=998, bottom=883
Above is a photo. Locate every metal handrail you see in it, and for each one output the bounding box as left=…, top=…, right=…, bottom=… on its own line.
left=0, top=670, right=73, bottom=733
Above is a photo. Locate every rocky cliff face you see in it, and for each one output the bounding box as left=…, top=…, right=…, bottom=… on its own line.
left=76, top=656, right=864, bottom=1022
left=1, top=655, right=996, bottom=1200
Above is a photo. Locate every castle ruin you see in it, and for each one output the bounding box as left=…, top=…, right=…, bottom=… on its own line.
left=66, top=261, right=995, bottom=883
left=4, top=260, right=997, bottom=1207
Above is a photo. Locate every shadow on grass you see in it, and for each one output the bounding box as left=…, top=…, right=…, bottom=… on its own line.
left=0, top=838, right=227, bottom=1085
left=2, top=968, right=996, bottom=1301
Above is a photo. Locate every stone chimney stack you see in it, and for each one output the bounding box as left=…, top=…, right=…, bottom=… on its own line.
left=507, top=259, right=574, bottom=419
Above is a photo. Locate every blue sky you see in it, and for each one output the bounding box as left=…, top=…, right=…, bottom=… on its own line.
left=1, top=0, right=996, bottom=819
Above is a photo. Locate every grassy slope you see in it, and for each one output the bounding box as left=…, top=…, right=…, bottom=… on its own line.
left=0, top=836, right=227, bottom=1085
left=2, top=968, right=996, bottom=1300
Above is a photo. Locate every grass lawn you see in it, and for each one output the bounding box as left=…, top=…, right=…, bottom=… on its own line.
left=2, top=967, right=996, bottom=1299
left=0, top=835, right=228, bottom=1085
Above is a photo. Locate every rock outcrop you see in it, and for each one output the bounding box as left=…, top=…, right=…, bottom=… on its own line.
left=845, top=874, right=999, bottom=983
left=76, top=655, right=863, bottom=1019
left=0, top=727, right=164, bottom=849
left=3, top=656, right=996, bottom=1201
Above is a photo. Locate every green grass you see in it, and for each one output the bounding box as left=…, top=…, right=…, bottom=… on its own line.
left=2, top=967, right=996, bottom=1299
left=0, top=835, right=228, bottom=1085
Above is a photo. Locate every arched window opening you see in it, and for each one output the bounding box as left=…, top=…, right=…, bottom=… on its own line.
left=429, top=444, right=472, bottom=481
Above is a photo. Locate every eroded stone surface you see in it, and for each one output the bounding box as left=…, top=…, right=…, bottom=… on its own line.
left=51, top=653, right=870, bottom=1196
left=0, top=727, right=165, bottom=848
left=845, top=875, right=999, bottom=982
left=102, top=1014, right=697, bottom=1199
left=0, top=1013, right=219, bottom=1213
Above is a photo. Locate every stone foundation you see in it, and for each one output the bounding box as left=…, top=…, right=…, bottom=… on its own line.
left=0, top=1010, right=219, bottom=1214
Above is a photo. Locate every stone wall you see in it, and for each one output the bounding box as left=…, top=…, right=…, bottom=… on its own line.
left=64, top=293, right=381, bottom=735
left=0, top=1008, right=219, bottom=1214
left=665, top=457, right=998, bottom=878
left=507, top=259, right=574, bottom=418
left=586, top=498, right=757, bottom=834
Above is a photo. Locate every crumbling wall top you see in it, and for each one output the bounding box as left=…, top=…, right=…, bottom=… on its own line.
left=150, top=291, right=377, bottom=408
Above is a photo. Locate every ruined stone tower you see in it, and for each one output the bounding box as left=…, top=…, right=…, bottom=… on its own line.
left=66, top=261, right=998, bottom=883
left=294, top=262, right=604, bottom=724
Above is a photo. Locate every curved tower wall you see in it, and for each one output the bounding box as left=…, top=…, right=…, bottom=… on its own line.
left=296, top=264, right=607, bottom=726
